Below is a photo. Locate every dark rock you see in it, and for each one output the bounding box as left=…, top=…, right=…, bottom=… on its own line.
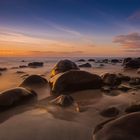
left=49, top=70, right=102, bottom=96
left=16, top=71, right=25, bottom=74
left=20, top=75, right=48, bottom=88
left=11, top=67, right=19, bottom=69
left=0, top=73, right=2, bottom=76
left=123, top=57, right=132, bottom=65
left=125, top=104, right=140, bottom=113
left=88, top=59, right=95, bottom=62
left=21, top=60, right=26, bottom=62
left=94, top=112, right=140, bottom=140
left=0, top=87, right=37, bottom=110
left=50, top=59, right=79, bottom=78
left=111, top=59, right=120, bottom=63
left=19, top=65, right=28, bottom=68
left=50, top=95, right=74, bottom=107
left=117, top=73, right=131, bottom=82
left=117, top=84, right=132, bottom=92
left=101, top=73, right=121, bottom=87
left=102, top=59, right=108, bottom=63
left=28, top=62, right=44, bottom=68
left=129, top=77, right=140, bottom=85
left=77, top=59, right=85, bottom=62
left=99, top=64, right=104, bottom=67
left=0, top=67, right=7, bottom=71
left=137, top=69, right=140, bottom=74
left=100, top=107, right=120, bottom=117
left=79, top=63, right=92, bottom=68
left=124, top=58, right=140, bottom=69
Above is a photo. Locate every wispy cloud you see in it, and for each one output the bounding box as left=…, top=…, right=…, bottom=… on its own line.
left=127, top=10, right=140, bottom=21
left=113, top=32, right=140, bottom=49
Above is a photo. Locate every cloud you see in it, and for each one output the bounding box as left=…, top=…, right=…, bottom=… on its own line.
left=128, top=10, right=140, bottom=21
left=113, top=32, right=140, bottom=49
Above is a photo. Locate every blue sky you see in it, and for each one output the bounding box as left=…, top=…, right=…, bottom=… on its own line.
left=0, top=0, right=140, bottom=56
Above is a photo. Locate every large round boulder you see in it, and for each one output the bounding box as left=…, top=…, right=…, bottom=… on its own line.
left=0, top=87, right=37, bottom=110
left=49, top=70, right=102, bottom=96
left=101, top=73, right=121, bottom=87
left=94, top=112, right=140, bottom=140
left=50, top=59, right=79, bottom=78
left=20, top=75, right=48, bottom=88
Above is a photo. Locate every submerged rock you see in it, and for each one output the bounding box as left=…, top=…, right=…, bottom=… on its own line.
left=125, top=104, right=140, bottom=113
left=77, top=59, right=85, bottom=62
left=0, top=67, right=7, bottom=71
left=111, top=59, right=120, bottom=63
left=129, top=77, right=140, bottom=85
left=50, top=59, right=79, bottom=78
left=28, top=62, right=44, bottom=68
left=124, top=58, right=140, bottom=69
left=0, top=87, right=37, bottom=110
left=79, top=63, right=92, bottom=68
left=16, top=71, right=25, bottom=74
left=20, top=75, right=48, bottom=88
left=100, top=107, right=120, bottom=117
left=19, top=65, right=28, bottom=68
left=94, top=112, right=140, bottom=140
left=88, top=59, right=95, bottom=62
left=101, top=73, right=121, bottom=87
left=117, top=84, right=132, bottom=92
left=123, top=57, right=132, bottom=65
left=49, top=70, right=102, bottom=96
left=50, top=95, right=74, bottom=107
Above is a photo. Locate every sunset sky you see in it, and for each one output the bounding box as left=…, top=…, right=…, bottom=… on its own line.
left=0, top=0, right=140, bottom=57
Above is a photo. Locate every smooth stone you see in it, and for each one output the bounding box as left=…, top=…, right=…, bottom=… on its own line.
left=100, top=107, right=120, bottom=117
left=20, top=75, right=48, bottom=88
left=101, top=73, right=121, bottom=87
left=79, top=63, right=92, bottom=68
left=0, top=87, right=37, bottom=110
left=28, top=62, right=44, bottom=68
left=93, top=112, right=140, bottom=140
left=50, top=59, right=79, bottom=78
left=50, top=95, right=74, bottom=107
left=49, top=70, right=102, bottom=96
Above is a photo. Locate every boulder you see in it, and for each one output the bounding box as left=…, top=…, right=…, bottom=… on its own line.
left=79, top=63, right=92, bottom=68
left=28, top=62, right=44, bottom=68
left=102, top=59, right=108, bottom=63
left=19, top=65, right=28, bottom=68
left=123, top=57, right=132, bottom=65
left=88, top=59, right=95, bottom=62
left=129, top=77, right=140, bottom=85
left=100, top=107, right=120, bottom=117
left=77, top=59, right=85, bottom=62
left=0, top=87, right=37, bottom=110
left=20, top=75, right=48, bottom=88
left=101, top=73, right=121, bottom=87
left=0, top=67, right=7, bottom=71
left=117, top=73, right=131, bottom=82
left=111, top=59, right=120, bottom=63
left=94, top=112, right=140, bottom=140
left=49, top=70, right=102, bottom=96
left=124, top=58, right=140, bottom=69
left=16, top=71, right=25, bottom=74
left=50, top=95, right=74, bottom=107
left=50, top=59, right=79, bottom=78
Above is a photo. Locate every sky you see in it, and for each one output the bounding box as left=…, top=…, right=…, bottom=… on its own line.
left=0, top=0, right=140, bottom=57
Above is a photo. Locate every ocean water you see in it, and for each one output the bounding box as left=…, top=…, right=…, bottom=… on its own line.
left=0, top=56, right=131, bottom=92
